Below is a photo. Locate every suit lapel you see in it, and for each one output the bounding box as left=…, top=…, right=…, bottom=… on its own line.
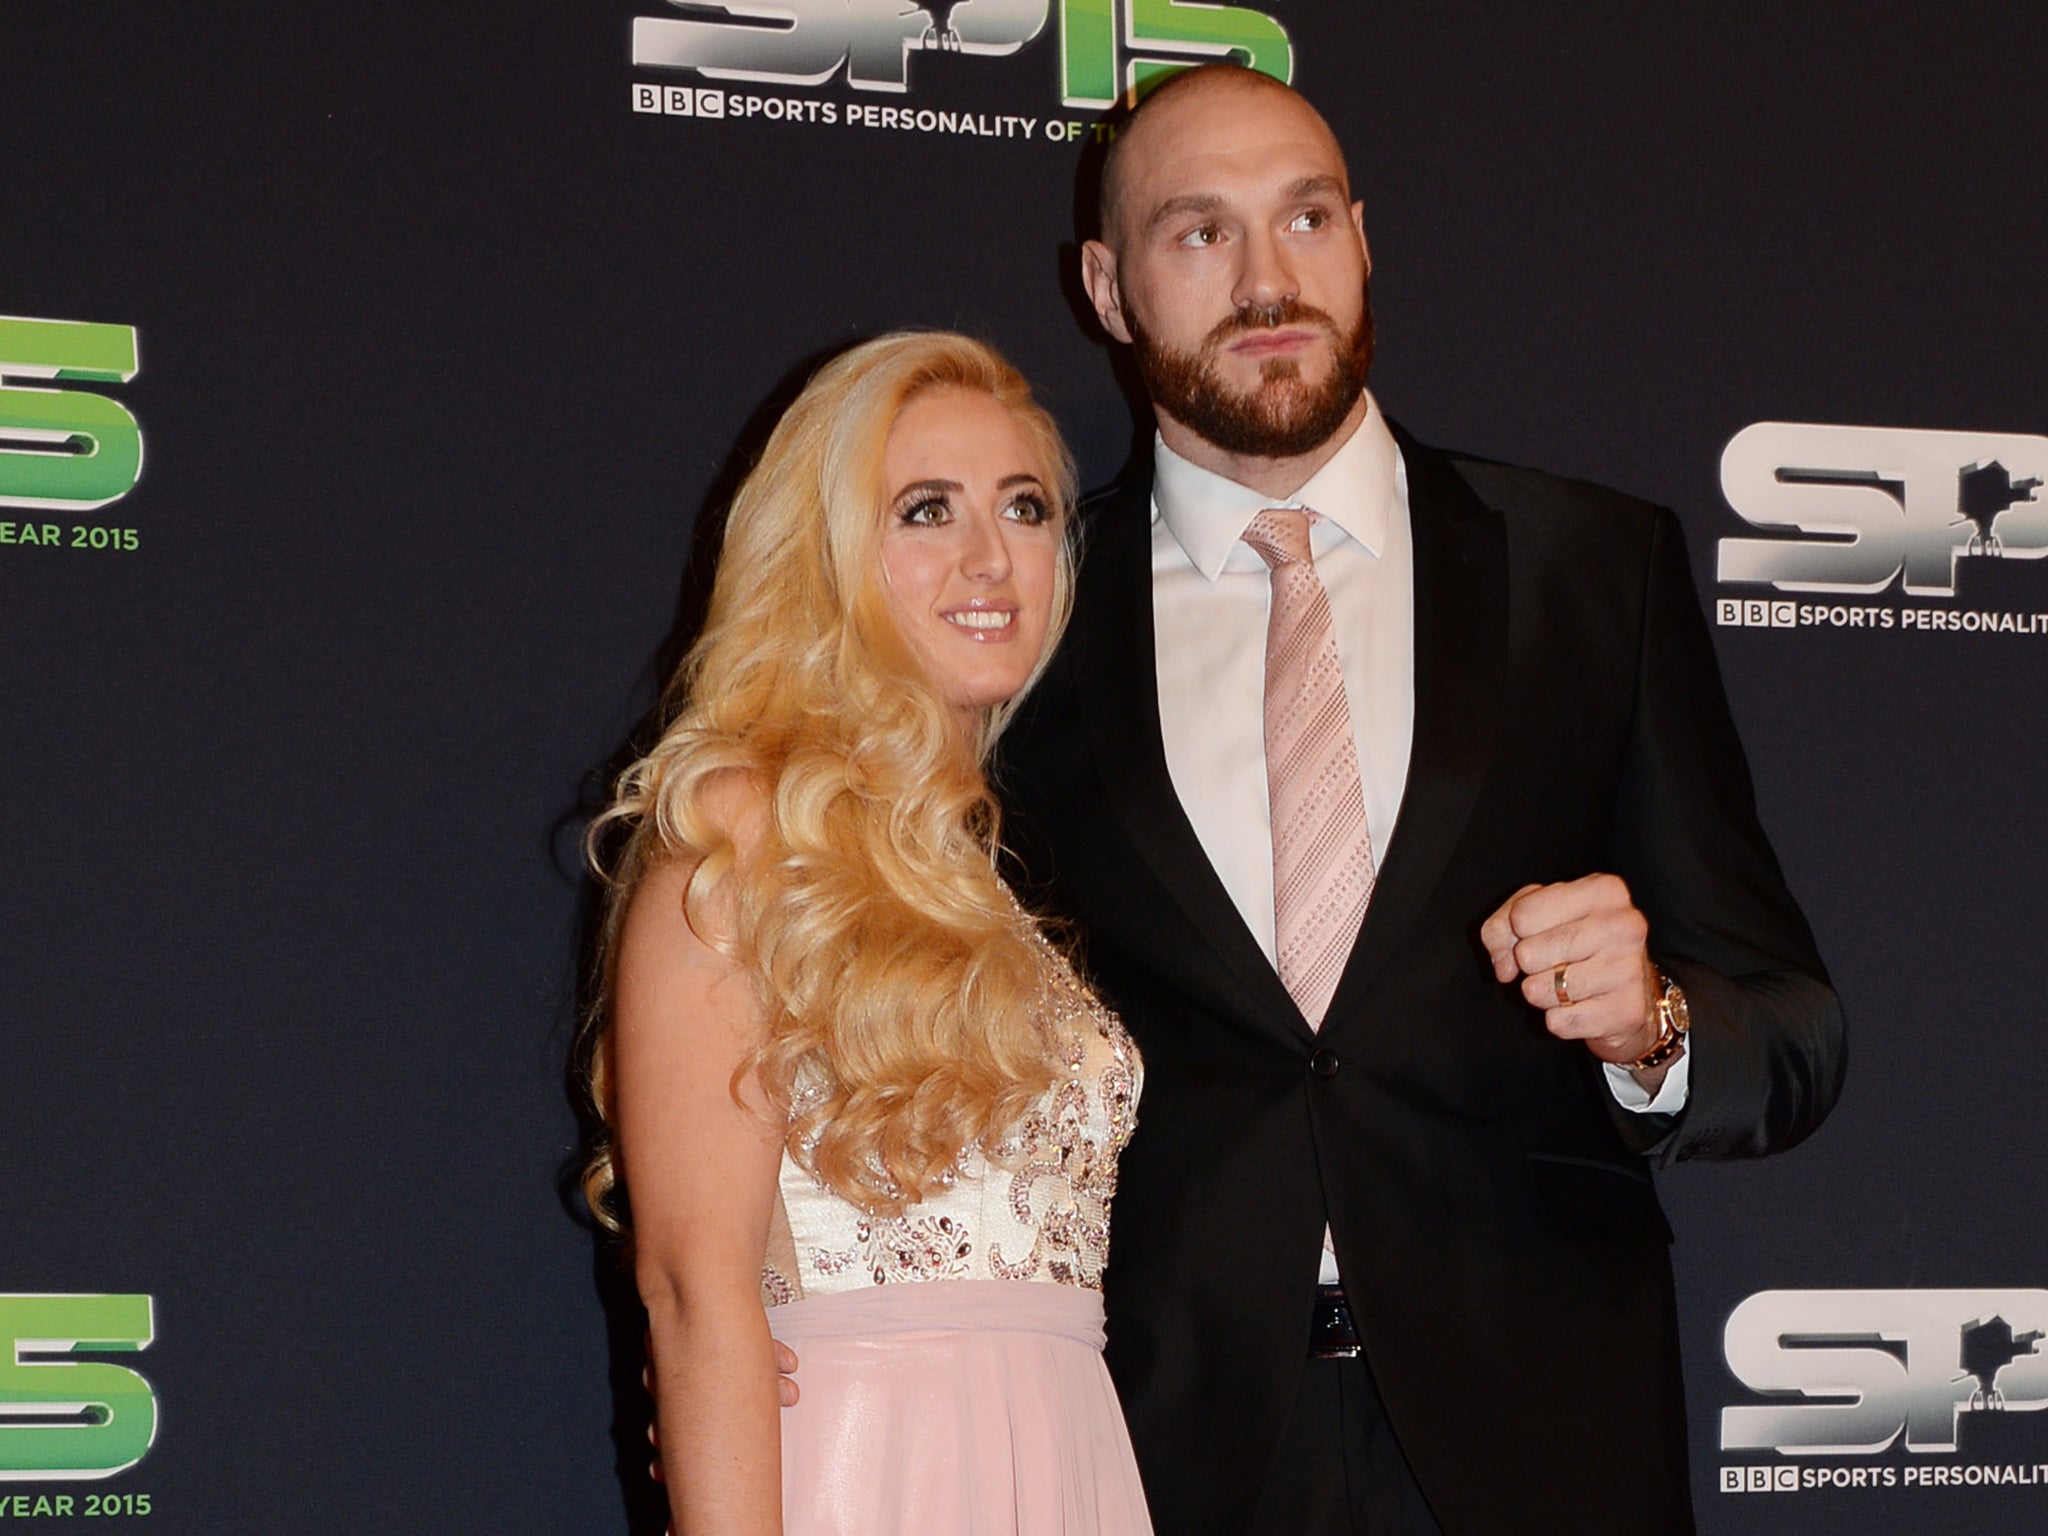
left=1069, top=478, right=1309, bottom=1039
left=1324, top=425, right=1507, bottom=1020
left=1064, top=427, right=1505, bottom=1042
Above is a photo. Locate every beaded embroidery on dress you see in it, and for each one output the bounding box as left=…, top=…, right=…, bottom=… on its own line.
left=761, top=928, right=1140, bottom=1305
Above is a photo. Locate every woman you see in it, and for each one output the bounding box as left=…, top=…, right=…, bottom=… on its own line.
left=581, top=332, right=1151, bottom=1535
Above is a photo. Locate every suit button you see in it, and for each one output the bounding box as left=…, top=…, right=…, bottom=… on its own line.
left=1310, top=1049, right=1340, bottom=1079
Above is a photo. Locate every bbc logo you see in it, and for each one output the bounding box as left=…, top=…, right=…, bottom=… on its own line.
left=631, top=84, right=727, bottom=118
left=1721, top=1466, right=1800, bottom=1493
left=1716, top=598, right=1797, bottom=627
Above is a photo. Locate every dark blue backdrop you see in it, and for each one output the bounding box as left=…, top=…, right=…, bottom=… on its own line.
left=5, top=3, right=2045, bottom=1530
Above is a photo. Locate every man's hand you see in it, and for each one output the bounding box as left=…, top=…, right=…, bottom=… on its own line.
left=1481, top=875, right=1668, bottom=1085
left=642, top=1337, right=801, bottom=1483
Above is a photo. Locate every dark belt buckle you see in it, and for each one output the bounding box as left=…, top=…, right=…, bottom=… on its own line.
left=1309, top=1284, right=1362, bottom=1360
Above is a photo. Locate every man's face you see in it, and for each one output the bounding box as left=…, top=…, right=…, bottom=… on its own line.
left=1083, top=80, right=1373, bottom=462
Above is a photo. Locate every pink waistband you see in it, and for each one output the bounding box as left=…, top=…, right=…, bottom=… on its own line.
left=768, top=1278, right=1105, bottom=1349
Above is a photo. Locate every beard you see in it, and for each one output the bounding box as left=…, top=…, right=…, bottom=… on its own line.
left=1128, top=289, right=1375, bottom=461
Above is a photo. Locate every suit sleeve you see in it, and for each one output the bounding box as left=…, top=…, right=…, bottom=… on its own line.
left=1607, top=507, right=1846, bottom=1163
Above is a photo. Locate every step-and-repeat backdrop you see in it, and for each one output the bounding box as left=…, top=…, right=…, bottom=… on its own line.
left=7, top=4, right=2044, bottom=1531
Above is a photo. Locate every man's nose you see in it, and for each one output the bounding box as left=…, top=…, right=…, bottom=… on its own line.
left=1233, top=227, right=1297, bottom=312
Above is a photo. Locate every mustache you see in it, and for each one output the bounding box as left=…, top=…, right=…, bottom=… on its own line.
left=1204, top=298, right=1344, bottom=346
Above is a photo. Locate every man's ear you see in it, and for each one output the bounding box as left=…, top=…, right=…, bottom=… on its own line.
left=1351, top=201, right=1371, bottom=277
left=1080, top=240, right=1134, bottom=344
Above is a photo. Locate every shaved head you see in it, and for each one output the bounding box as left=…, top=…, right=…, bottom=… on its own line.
left=1098, top=65, right=1347, bottom=248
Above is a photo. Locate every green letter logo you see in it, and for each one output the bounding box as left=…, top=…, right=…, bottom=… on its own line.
left=0, top=1296, right=157, bottom=1481
left=0, top=318, right=143, bottom=514
left=1060, top=0, right=1291, bottom=108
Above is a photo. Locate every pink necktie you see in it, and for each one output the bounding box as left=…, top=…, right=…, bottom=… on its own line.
left=1241, top=508, right=1376, bottom=1030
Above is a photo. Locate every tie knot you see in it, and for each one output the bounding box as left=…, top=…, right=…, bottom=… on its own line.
left=1242, top=507, right=1314, bottom=570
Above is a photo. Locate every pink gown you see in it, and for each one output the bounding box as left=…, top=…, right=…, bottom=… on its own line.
left=762, top=943, right=1152, bottom=1535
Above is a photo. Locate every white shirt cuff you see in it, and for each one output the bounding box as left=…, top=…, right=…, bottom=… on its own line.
left=1604, top=1044, right=1691, bottom=1114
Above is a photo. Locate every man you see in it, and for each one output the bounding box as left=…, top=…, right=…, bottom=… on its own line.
left=995, top=64, right=1845, bottom=1535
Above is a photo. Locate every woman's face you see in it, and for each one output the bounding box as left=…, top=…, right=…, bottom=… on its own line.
left=878, top=386, right=1061, bottom=714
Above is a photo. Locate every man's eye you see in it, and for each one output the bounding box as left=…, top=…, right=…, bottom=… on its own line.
left=1289, top=208, right=1328, bottom=232
left=898, top=498, right=950, bottom=526
left=1004, top=494, right=1051, bottom=526
left=1179, top=223, right=1222, bottom=248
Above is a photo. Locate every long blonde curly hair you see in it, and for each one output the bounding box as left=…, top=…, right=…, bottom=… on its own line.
left=581, top=331, right=1079, bottom=1227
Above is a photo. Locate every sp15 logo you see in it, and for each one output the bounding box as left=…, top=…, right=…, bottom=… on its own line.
left=1722, top=1289, right=2048, bottom=1456
left=0, top=318, right=142, bottom=515
left=0, top=1295, right=157, bottom=1481
left=633, top=0, right=1291, bottom=106
left=1718, top=423, right=2048, bottom=599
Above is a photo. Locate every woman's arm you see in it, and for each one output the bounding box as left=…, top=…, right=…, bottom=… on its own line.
left=613, top=848, right=785, bottom=1535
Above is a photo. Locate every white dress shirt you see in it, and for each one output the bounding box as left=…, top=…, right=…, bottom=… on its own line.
left=1148, top=397, right=1689, bottom=1283
left=1151, top=394, right=1413, bottom=964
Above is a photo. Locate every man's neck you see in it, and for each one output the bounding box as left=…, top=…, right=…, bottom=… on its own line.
left=1153, top=393, right=1372, bottom=501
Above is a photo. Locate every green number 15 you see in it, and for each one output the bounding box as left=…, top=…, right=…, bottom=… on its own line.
left=1061, top=0, right=1292, bottom=108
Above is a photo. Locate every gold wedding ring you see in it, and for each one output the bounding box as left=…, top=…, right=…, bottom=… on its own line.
left=1553, top=964, right=1574, bottom=1008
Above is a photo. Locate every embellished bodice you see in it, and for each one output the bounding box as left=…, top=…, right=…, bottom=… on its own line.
left=761, top=940, right=1140, bottom=1303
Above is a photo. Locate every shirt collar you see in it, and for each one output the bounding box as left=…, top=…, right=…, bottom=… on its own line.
left=1151, top=393, right=1400, bottom=581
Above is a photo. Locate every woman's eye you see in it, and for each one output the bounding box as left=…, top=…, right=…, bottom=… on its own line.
left=1004, top=495, right=1051, bottom=526
left=899, top=498, right=949, bottom=526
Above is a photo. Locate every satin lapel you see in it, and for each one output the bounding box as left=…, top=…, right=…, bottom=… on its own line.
left=1325, top=425, right=1506, bottom=1018
left=1070, top=478, right=1309, bottom=1039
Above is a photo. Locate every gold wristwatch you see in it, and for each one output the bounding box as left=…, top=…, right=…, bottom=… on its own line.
left=1626, top=967, right=1690, bottom=1073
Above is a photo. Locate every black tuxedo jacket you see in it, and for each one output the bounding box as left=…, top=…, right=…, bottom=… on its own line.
left=995, top=425, right=1845, bottom=1536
